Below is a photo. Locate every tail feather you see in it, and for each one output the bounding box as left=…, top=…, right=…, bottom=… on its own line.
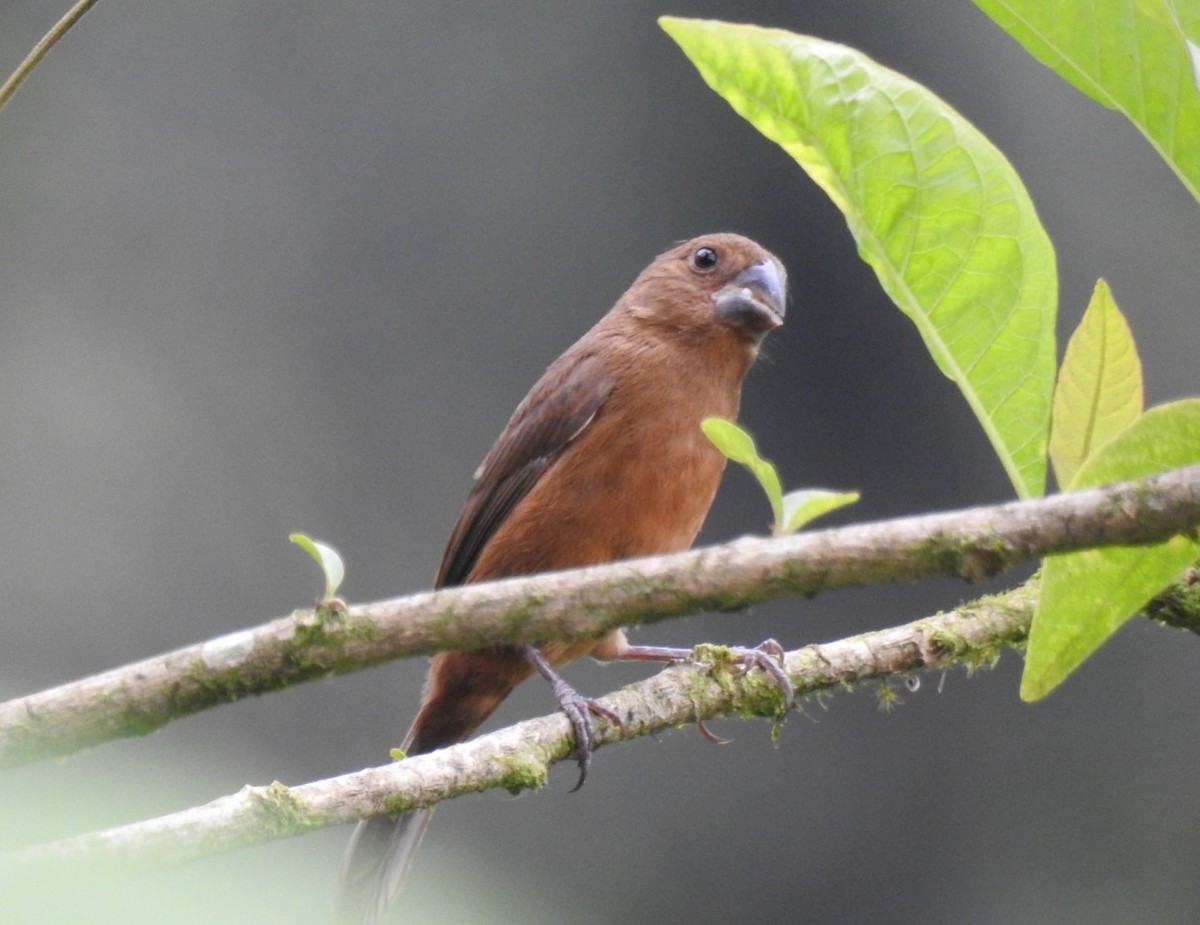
left=336, top=808, right=435, bottom=925
left=335, top=648, right=530, bottom=923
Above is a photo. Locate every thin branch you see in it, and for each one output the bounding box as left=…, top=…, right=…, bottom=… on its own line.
left=14, top=584, right=1036, bottom=867
left=0, top=0, right=103, bottom=114
left=3, top=462, right=1200, bottom=769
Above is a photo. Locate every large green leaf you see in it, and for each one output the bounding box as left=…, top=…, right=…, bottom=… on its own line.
left=1022, top=400, right=1200, bottom=701
left=1048, top=280, right=1144, bottom=488
left=661, top=18, right=1057, bottom=499
left=973, top=0, right=1200, bottom=205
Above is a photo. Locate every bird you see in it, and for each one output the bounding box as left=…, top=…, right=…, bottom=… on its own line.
left=336, top=233, right=789, bottom=924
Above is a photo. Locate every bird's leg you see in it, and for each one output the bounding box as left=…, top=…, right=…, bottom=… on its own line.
left=619, top=639, right=796, bottom=723
left=521, top=643, right=622, bottom=792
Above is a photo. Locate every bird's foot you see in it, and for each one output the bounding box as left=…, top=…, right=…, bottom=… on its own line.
left=620, top=638, right=795, bottom=720
left=522, top=644, right=622, bottom=792
left=729, top=638, right=795, bottom=709
left=548, top=675, right=623, bottom=793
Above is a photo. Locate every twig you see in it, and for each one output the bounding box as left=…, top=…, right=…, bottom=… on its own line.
left=0, top=0, right=103, bottom=114
left=13, top=584, right=1035, bottom=867
left=2, top=462, right=1200, bottom=769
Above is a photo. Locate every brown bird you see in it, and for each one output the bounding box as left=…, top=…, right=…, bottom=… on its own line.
left=337, top=233, right=789, bottom=924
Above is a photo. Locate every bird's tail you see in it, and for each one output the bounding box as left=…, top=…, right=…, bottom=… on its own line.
left=335, top=648, right=533, bottom=923
left=335, top=807, right=435, bottom=925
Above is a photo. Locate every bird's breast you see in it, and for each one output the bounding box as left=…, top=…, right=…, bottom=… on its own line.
left=466, top=363, right=739, bottom=580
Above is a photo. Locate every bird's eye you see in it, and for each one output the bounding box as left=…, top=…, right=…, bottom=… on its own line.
left=690, top=246, right=719, bottom=271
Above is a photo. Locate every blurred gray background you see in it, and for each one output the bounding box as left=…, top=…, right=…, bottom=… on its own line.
left=1, top=2, right=1198, bottom=923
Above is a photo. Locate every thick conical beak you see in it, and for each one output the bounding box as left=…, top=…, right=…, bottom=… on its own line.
left=713, top=259, right=787, bottom=337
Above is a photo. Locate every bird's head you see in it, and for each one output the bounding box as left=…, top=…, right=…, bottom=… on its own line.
left=622, top=233, right=788, bottom=346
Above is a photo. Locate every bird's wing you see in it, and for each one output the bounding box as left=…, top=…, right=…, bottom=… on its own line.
left=435, top=350, right=614, bottom=588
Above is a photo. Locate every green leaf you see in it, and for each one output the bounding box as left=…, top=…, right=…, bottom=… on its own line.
left=289, top=533, right=345, bottom=601
left=701, top=417, right=757, bottom=466
left=662, top=18, right=1057, bottom=499
left=1048, top=279, right=1144, bottom=488
left=1021, top=400, right=1200, bottom=701
left=702, top=417, right=784, bottom=528
left=1142, top=0, right=1200, bottom=85
left=702, top=418, right=860, bottom=535
left=973, top=0, right=1200, bottom=205
left=780, top=489, right=861, bottom=534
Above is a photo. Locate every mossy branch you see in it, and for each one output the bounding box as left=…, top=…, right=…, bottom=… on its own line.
left=19, top=562, right=1200, bottom=868
left=2, top=462, right=1200, bottom=770
left=13, top=586, right=1034, bottom=868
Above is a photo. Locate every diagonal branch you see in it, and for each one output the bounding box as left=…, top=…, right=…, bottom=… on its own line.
left=13, top=584, right=1037, bottom=868
left=0, top=0, right=104, bottom=114
left=3, top=462, right=1200, bottom=770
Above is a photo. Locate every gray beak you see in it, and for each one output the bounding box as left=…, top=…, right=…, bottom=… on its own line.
left=713, top=259, right=787, bottom=337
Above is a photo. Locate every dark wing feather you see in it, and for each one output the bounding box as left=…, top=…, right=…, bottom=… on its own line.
left=435, top=351, right=613, bottom=588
